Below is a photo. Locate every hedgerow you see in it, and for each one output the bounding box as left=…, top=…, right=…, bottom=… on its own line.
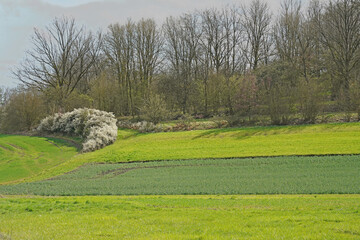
left=37, top=108, right=117, bottom=152
left=117, top=120, right=229, bottom=133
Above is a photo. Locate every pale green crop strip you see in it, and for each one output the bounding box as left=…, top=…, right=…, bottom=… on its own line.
left=1, top=155, right=359, bottom=195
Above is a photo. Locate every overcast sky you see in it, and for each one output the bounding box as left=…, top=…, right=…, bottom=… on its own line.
left=0, top=0, right=310, bottom=87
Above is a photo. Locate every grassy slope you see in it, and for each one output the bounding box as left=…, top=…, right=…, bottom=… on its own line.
left=1, top=155, right=359, bottom=195
left=88, top=123, right=360, bottom=161
left=0, top=195, right=359, bottom=239
left=27, top=122, right=360, bottom=182
left=0, top=135, right=78, bottom=184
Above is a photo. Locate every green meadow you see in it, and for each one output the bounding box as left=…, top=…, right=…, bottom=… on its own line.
left=0, top=195, right=359, bottom=240
left=0, top=135, right=78, bottom=184
left=85, top=122, right=360, bottom=162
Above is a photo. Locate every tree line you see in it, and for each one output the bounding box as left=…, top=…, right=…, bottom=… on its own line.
left=1, top=0, right=359, bottom=132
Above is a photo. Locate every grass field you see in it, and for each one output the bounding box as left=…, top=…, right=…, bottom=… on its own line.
left=1, top=155, right=359, bottom=195
left=25, top=122, right=360, bottom=182
left=0, top=195, right=359, bottom=239
left=1, top=123, right=360, bottom=239
left=0, top=135, right=78, bottom=184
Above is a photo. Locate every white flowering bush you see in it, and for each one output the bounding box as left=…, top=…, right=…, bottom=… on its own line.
left=38, top=108, right=117, bottom=152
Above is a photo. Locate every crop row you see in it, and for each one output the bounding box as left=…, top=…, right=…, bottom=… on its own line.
left=1, top=155, right=359, bottom=195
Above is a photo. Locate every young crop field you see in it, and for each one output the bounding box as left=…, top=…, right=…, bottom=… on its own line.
left=0, top=135, right=78, bottom=184
left=0, top=195, right=359, bottom=239
left=1, top=155, right=359, bottom=195
left=26, top=122, right=360, bottom=182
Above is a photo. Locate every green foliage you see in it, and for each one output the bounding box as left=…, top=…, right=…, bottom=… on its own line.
left=257, top=61, right=299, bottom=125
left=140, top=94, right=170, bottom=124
left=234, top=74, right=259, bottom=119
left=1, top=155, right=359, bottom=195
left=0, top=195, right=359, bottom=239
left=349, top=78, right=360, bottom=120
left=63, top=91, right=93, bottom=112
left=1, top=88, right=45, bottom=132
left=0, top=135, right=78, bottom=184
left=298, top=78, right=322, bottom=123
left=89, top=72, right=121, bottom=115
left=44, top=88, right=93, bottom=114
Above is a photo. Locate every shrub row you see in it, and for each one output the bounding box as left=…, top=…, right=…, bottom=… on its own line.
left=117, top=120, right=229, bottom=133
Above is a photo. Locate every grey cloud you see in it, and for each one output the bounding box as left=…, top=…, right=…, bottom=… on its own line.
left=1, top=0, right=59, bottom=16
left=66, top=0, right=281, bottom=26
left=2, top=0, right=283, bottom=27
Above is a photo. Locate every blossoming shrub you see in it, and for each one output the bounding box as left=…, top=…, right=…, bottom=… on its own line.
left=38, top=108, right=118, bottom=152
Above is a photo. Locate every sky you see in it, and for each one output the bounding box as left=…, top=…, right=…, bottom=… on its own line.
left=0, top=0, right=309, bottom=87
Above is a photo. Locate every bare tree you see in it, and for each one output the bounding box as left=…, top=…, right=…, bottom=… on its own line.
left=273, top=0, right=302, bottom=63
left=199, top=8, right=224, bottom=114
left=200, top=8, right=226, bottom=74
left=105, top=20, right=136, bottom=115
left=242, top=0, right=272, bottom=70
left=135, top=19, right=163, bottom=99
left=316, top=0, right=360, bottom=110
left=105, top=19, right=162, bottom=116
left=222, top=6, right=244, bottom=114
left=199, top=6, right=244, bottom=114
left=222, top=6, right=243, bottom=76
left=13, top=17, right=101, bottom=108
left=163, top=13, right=202, bottom=114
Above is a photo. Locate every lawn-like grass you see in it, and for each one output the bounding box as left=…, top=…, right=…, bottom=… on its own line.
left=87, top=122, right=360, bottom=162
left=0, top=135, right=78, bottom=184
left=26, top=122, right=360, bottom=182
left=1, top=155, right=359, bottom=195
left=0, top=195, right=359, bottom=239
